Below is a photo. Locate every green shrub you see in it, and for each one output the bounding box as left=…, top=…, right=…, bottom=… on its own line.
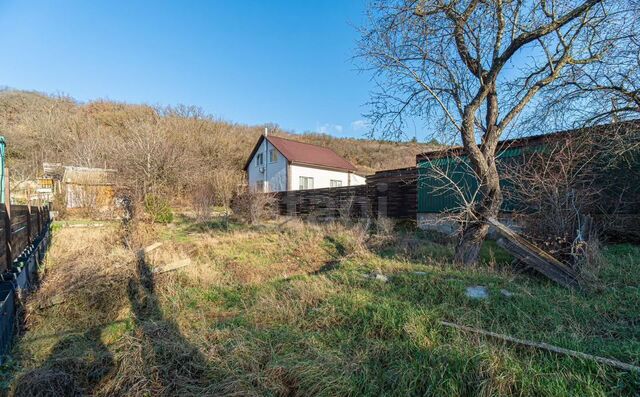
left=144, top=194, right=174, bottom=223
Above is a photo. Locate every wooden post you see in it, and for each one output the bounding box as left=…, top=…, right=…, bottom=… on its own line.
left=4, top=167, right=10, bottom=219
left=26, top=203, right=32, bottom=246
left=36, top=207, right=41, bottom=238
left=4, top=204, right=11, bottom=270
left=440, top=321, right=640, bottom=372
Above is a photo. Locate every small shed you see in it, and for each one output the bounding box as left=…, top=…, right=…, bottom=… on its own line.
left=62, top=166, right=117, bottom=209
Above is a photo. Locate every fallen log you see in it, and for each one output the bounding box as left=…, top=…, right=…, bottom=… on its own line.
left=440, top=321, right=640, bottom=372
left=487, top=217, right=581, bottom=289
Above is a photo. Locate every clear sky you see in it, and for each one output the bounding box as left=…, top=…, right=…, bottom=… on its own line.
left=0, top=0, right=383, bottom=138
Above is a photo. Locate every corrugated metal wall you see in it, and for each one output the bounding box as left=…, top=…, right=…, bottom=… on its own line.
left=417, top=147, right=525, bottom=213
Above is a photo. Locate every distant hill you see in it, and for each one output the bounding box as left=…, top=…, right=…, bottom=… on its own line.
left=0, top=89, right=438, bottom=197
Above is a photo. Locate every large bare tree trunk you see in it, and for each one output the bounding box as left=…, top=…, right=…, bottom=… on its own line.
left=454, top=220, right=490, bottom=266
left=454, top=138, right=503, bottom=266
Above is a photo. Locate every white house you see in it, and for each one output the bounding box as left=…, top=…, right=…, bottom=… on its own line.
left=244, top=134, right=366, bottom=192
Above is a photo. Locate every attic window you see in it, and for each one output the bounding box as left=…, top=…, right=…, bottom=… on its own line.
left=269, top=149, right=278, bottom=163
left=256, top=153, right=264, bottom=166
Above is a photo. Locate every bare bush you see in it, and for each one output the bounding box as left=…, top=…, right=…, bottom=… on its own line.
left=114, top=120, right=187, bottom=203
left=337, top=194, right=356, bottom=221
left=502, top=134, right=614, bottom=267
left=191, top=179, right=217, bottom=222
left=374, top=216, right=395, bottom=239
left=232, top=188, right=278, bottom=225
left=192, top=168, right=243, bottom=226
left=212, top=169, right=243, bottom=226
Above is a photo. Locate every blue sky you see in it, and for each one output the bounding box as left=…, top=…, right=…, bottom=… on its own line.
left=0, top=0, right=384, bottom=138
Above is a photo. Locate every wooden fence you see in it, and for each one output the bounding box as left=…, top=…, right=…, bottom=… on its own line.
left=273, top=167, right=418, bottom=220
left=0, top=204, right=50, bottom=273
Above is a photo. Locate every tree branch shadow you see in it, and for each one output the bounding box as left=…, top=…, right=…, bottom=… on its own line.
left=122, top=250, right=211, bottom=395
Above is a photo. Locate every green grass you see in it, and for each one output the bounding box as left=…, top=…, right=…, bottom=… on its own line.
left=160, top=224, right=640, bottom=395
left=6, top=219, right=640, bottom=396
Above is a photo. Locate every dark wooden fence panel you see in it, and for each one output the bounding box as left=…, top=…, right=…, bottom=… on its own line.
left=275, top=185, right=370, bottom=219
left=10, top=206, right=30, bottom=259
left=368, top=167, right=418, bottom=220
left=29, top=207, right=40, bottom=242
left=0, top=205, right=7, bottom=271
left=0, top=204, right=51, bottom=273
left=273, top=167, right=418, bottom=221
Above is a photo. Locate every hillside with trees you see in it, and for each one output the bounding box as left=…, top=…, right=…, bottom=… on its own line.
left=0, top=89, right=436, bottom=196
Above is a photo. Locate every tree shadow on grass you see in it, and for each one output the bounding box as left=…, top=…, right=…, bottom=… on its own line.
left=123, top=251, right=211, bottom=395
left=12, top=326, right=114, bottom=397
left=11, top=252, right=213, bottom=396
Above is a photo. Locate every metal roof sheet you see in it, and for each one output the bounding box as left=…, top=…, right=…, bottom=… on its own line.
left=244, top=135, right=358, bottom=172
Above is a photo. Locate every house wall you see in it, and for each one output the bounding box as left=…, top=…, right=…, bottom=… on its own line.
left=289, top=164, right=365, bottom=190
left=350, top=173, right=366, bottom=185
left=246, top=139, right=288, bottom=192
left=246, top=138, right=366, bottom=192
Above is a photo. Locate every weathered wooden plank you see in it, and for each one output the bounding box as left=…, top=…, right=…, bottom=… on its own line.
left=153, top=259, right=191, bottom=274
left=487, top=217, right=581, bottom=288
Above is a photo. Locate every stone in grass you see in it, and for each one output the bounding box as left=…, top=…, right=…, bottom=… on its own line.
left=465, top=285, right=489, bottom=300
left=500, top=289, right=514, bottom=297
left=374, top=273, right=389, bottom=282
left=363, top=272, right=389, bottom=282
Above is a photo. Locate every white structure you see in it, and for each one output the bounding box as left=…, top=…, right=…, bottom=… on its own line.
left=244, top=133, right=366, bottom=192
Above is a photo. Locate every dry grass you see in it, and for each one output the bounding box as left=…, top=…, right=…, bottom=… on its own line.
left=9, top=225, right=136, bottom=396
left=25, top=225, right=134, bottom=339
left=4, top=216, right=640, bottom=396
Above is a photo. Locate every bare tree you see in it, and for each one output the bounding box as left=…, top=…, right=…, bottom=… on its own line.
left=532, top=1, right=640, bottom=127
left=114, top=120, right=187, bottom=202
left=211, top=168, right=243, bottom=227
left=359, top=0, right=631, bottom=265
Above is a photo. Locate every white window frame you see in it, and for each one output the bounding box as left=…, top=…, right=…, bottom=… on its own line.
left=330, top=179, right=343, bottom=188
left=256, top=180, right=267, bottom=192
left=269, top=149, right=278, bottom=163
left=299, top=176, right=314, bottom=190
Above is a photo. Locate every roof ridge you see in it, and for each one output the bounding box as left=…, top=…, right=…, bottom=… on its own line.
left=267, top=135, right=355, bottom=163
left=260, top=135, right=357, bottom=172
left=268, top=134, right=331, bottom=147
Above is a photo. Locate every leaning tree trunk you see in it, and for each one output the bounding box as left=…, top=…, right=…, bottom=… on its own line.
left=454, top=155, right=503, bottom=266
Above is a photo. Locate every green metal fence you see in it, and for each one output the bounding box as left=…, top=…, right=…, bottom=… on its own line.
left=417, top=147, right=527, bottom=213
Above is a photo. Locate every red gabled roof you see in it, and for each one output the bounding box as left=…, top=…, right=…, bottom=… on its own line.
left=243, top=135, right=358, bottom=172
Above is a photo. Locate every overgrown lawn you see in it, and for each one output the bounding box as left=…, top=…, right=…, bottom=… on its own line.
left=4, top=218, right=639, bottom=396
